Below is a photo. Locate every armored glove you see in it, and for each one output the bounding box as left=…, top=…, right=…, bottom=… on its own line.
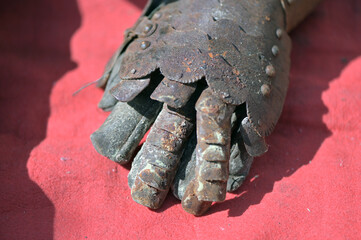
left=91, top=0, right=321, bottom=215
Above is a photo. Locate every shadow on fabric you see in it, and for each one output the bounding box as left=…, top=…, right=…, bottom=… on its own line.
left=0, top=0, right=80, bottom=239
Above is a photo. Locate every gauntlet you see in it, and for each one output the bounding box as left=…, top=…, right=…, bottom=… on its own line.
left=91, top=0, right=321, bottom=215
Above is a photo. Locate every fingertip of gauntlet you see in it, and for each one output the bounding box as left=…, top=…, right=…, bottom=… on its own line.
left=131, top=177, right=168, bottom=209
left=181, top=180, right=213, bottom=216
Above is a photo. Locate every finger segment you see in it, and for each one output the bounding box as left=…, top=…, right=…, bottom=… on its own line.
left=110, top=78, right=150, bottom=102
left=150, top=78, right=197, bottom=108
left=194, top=89, right=235, bottom=202
left=181, top=88, right=235, bottom=213
left=130, top=104, right=195, bottom=209
left=91, top=98, right=162, bottom=164
left=239, top=117, right=268, bottom=156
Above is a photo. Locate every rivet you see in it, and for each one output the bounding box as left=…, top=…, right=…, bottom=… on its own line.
left=276, top=28, right=283, bottom=39
left=272, top=45, right=279, bottom=56
left=265, top=65, right=276, bottom=77
left=140, top=41, right=151, bottom=50
left=130, top=69, right=136, bottom=74
left=221, top=92, right=230, bottom=98
left=258, top=119, right=263, bottom=126
left=143, top=23, right=153, bottom=33
left=261, top=84, right=271, bottom=96
left=153, top=12, right=162, bottom=20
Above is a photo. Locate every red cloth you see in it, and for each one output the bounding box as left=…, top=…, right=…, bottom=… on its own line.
left=0, top=0, right=360, bottom=239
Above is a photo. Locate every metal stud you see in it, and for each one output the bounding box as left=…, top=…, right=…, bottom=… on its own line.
left=143, top=24, right=153, bottom=34
left=153, top=12, right=162, bottom=20
left=130, top=69, right=137, bottom=74
left=265, top=65, right=276, bottom=77
left=272, top=45, right=279, bottom=56
left=221, top=92, right=230, bottom=98
left=276, top=28, right=283, bottom=39
left=261, top=84, right=271, bottom=96
left=140, top=41, right=151, bottom=50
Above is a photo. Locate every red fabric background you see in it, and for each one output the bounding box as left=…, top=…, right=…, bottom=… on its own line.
left=0, top=0, right=360, bottom=239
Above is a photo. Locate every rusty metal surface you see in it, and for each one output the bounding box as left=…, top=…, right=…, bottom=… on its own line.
left=92, top=0, right=322, bottom=216
left=239, top=117, right=268, bottom=157
left=179, top=89, right=235, bottom=214
left=130, top=103, right=195, bottom=209
left=95, top=0, right=169, bottom=88
left=110, top=78, right=150, bottom=102
left=181, top=180, right=213, bottom=216
left=91, top=89, right=162, bottom=164
left=194, top=89, right=235, bottom=202
left=111, top=0, right=291, bottom=137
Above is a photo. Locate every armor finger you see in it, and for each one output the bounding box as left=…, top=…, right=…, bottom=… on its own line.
left=151, top=77, right=197, bottom=109
left=129, top=102, right=196, bottom=209
left=173, top=105, right=254, bottom=199
left=110, top=78, right=151, bottom=102
left=239, top=117, right=268, bottom=157
left=91, top=89, right=162, bottom=164
left=181, top=88, right=235, bottom=215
